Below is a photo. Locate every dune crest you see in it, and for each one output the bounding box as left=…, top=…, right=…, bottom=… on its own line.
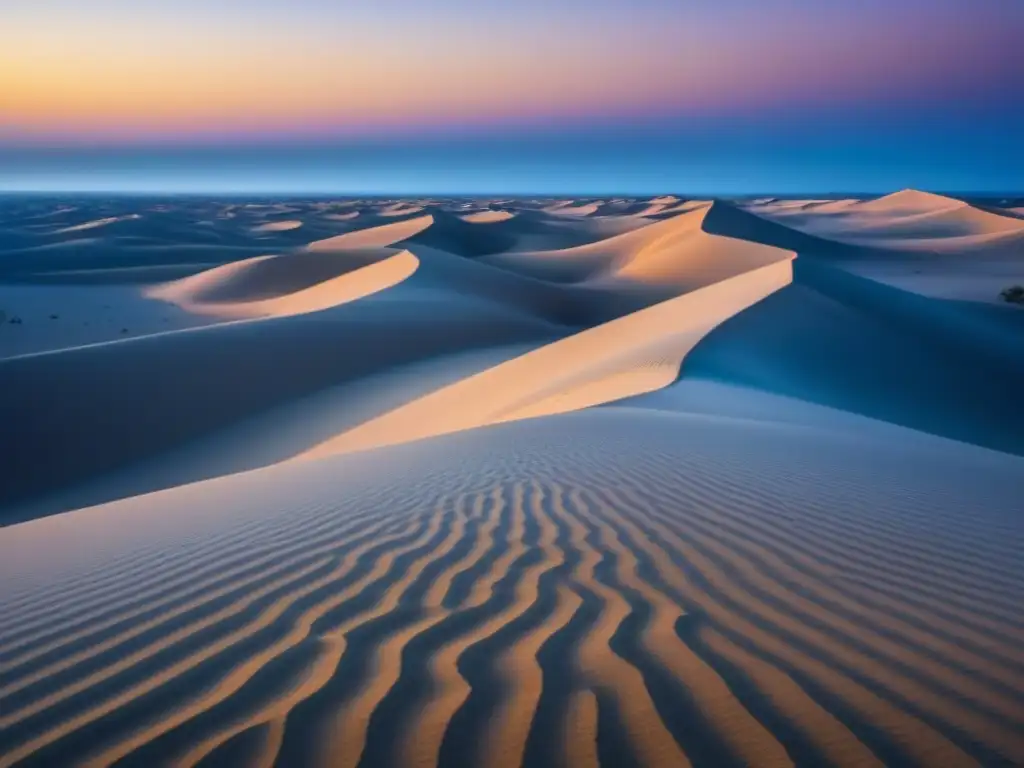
left=855, top=188, right=974, bottom=215
left=485, top=201, right=784, bottom=293
left=301, top=256, right=793, bottom=457
left=305, top=215, right=434, bottom=251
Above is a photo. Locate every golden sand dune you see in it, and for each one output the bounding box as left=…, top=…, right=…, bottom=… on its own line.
left=543, top=202, right=601, bottom=217
left=148, top=248, right=418, bottom=319
left=1, top=408, right=1021, bottom=767
left=484, top=202, right=783, bottom=292
left=0, top=205, right=790, bottom=514
left=379, top=204, right=426, bottom=218
left=460, top=210, right=516, bottom=223
left=252, top=220, right=304, bottom=233
left=2, top=194, right=1023, bottom=767
left=305, top=215, right=435, bottom=251
left=302, top=257, right=792, bottom=456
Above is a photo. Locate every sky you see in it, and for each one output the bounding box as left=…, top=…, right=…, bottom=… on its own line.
left=2, top=0, right=1022, bottom=194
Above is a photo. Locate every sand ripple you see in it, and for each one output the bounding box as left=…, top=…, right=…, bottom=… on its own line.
left=1, top=411, right=1021, bottom=767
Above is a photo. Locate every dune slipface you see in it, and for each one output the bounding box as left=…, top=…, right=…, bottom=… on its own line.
left=1, top=195, right=1022, bottom=768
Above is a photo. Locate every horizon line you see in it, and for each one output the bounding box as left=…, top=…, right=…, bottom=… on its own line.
left=1, top=188, right=1022, bottom=200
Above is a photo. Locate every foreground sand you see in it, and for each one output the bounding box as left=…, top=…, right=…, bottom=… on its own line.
left=1, top=193, right=1023, bottom=766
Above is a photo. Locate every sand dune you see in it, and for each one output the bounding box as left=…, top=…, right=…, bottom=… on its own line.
left=460, top=210, right=516, bottom=223
left=303, top=256, right=792, bottom=456
left=53, top=215, right=142, bottom=235
left=752, top=189, right=1024, bottom=242
left=543, top=201, right=601, bottom=217
left=1, top=407, right=1021, bottom=767
left=680, top=258, right=1024, bottom=454
left=305, top=215, right=434, bottom=251
left=734, top=192, right=1024, bottom=303
left=2, top=194, right=1023, bottom=767
left=148, top=248, right=418, bottom=319
left=484, top=202, right=787, bottom=291
left=322, top=211, right=361, bottom=222
left=252, top=220, right=303, bottom=233
left=379, top=203, right=425, bottom=217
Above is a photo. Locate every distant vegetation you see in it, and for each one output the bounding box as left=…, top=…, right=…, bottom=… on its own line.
left=1000, top=285, right=1024, bottom=305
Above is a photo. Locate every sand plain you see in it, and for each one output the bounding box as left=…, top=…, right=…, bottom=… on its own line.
left=1, top=193, right=1022, bottom=767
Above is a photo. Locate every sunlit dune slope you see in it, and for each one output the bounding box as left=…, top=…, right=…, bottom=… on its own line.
left=485, top=202, right=791, bottom=289
left=304, top=219, right=794, bottom=456
left=304, top=215, right=435, bottom=251
left=148, top=248, right=418, bottom=319
left=251, top=220, right=303, bottom=233
left=459, top=210, right=516, bottom=223
left=302, top=257, right=792, bottom=457
left=0, top=203, right=794, bottom=517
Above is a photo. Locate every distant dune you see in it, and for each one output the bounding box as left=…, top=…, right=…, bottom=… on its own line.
left=459, top=210, right=516, bottom=223
left=251, top=220, right=304, bottom=233
left=1, top=192, right=1022, bottom=767
left=741, top=191, right=1024, bottom=303
left=752, top=189, right=1024, bottom=241
left=54, top=214, right=142, bottom=235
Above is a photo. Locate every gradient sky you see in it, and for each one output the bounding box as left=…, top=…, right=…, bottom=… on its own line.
left=2, top=0, right=1022, bottom=194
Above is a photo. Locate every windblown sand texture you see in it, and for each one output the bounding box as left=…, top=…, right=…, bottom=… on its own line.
left=1, top=192, right=1023, bottom=767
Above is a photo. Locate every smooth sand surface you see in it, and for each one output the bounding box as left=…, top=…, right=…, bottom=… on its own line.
left=1, top=193, right=1023, bottom=767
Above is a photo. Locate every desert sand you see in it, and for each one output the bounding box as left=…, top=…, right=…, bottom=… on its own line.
left=1, top=192, right=1023, bottom=767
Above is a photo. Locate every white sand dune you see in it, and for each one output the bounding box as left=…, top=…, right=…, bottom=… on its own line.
left=2, top=194, right=1023, bottom=767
